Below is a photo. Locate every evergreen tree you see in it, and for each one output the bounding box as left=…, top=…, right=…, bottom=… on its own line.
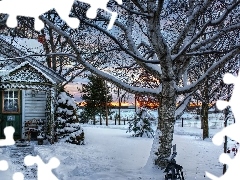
left=80, top=74, right=112, bottom=125
left=55, top=89, right=84, bottom=145
left=127, top=108, right=155, bottom=138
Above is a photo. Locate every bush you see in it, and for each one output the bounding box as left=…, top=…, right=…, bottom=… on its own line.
left=126, top=108, right=154, bottom=138
left=55, top=90, right=85, bottom=145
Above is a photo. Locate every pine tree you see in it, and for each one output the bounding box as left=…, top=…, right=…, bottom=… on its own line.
left=126, top=108, right=155, bottom=138
left=80, top=74, right=113, bottom=125
left=55, top=89, right=84, bottom=145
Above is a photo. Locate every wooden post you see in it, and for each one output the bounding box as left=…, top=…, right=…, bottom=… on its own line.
left=223, top=85, right=231, bottom=174
left=223, top=107, right=228, bottom=174
left=135, top=94, right=137, bottom=112
left=105, top=81, right=108, bottom=126
left=118, top=89, right=120, bottom=125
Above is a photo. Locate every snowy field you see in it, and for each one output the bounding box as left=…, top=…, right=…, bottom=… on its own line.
left=0, top=110, right=235, bottom=180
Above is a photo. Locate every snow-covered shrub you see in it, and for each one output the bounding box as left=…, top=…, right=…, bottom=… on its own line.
left=55, top=90, right=84, bottom=145
left=126, top=108, right=154, bottom=138
left=65, top=123, right=85, bottom=145
left=78, top=111, right=90, bottom=124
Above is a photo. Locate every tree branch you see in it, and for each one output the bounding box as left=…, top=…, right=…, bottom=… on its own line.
left=177, top=47, right=240, bottom=94
left=39, top=16, right=161, bottom=96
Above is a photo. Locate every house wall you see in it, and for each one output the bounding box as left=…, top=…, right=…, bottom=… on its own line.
left=22, top=90, right=47, bottom=138
left=0, top=89, right=22, bottom=139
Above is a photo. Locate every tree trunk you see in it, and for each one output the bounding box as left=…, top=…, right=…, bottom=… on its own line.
left=154, top=81, right=176, bottom=168
left=93, top=116, right=96, bottom=125
left=202, top=79, right=209, bottom=140
left=118, top=88, right=121, bottom=125
left=201, top=107, right=204, bottom=129
left=100, top=114, right=102, bottom=125
left=202, top=102, right=209, bottom=140
left=135, top=94, right=137, bottom=112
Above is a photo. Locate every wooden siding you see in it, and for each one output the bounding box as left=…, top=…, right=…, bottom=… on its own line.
left=23, top=90, right=47, bottom=121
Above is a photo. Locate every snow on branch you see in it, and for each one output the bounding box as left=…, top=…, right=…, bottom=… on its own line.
left=175, top=93, right=192, bottom=118
left=171, top=0, right=212, bottom=54
left=210, top=1, right=240, bottom=26
left=171, top=20, right=211, bottom=60
left=39, top=17, right=161, bottom=96
left=73, top=16, right=156, bottom=65
left=176, top=46, right=240, bottom=94
left=118, top=4, right=152, bottom=17
left=185, top=45, right=240, bottom=56
left=191, top=22, right=240, bottom=51
left=172, top=1, right=240, bottom=59
left=0, top=52, right=76, bottom=61
left=131, top=0, right=147, bottom=12
left=71, top=12, right=162, bottom=77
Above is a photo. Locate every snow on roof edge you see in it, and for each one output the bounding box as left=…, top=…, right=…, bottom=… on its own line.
left=6, top=61, right=56, bottom=84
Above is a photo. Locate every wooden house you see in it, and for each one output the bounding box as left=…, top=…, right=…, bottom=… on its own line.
left=0, top=60, right=65, bottom=140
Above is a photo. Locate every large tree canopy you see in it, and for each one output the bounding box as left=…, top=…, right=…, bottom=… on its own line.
left=0, top=0, right=240, bottom=168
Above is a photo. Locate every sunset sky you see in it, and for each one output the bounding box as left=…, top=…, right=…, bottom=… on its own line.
left=65, top=81, right=135, bottom=105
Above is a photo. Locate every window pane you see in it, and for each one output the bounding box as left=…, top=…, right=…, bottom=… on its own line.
left=4, top=91, right=8, bottom=98
left=3, top=90, right=19, bottom=113
left=4, top=99, right=9, bottom=111
left=14, top=91, right=18, bottom=98
left=9, top=91, right=13, bottom=98
left=13, top=99, right=18, bottom=111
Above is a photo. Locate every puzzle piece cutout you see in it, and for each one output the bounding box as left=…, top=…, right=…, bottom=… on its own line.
left=0, top=160, right=9, bottom=171
left=205, top=72, right=240, bottom=179
left=24, top=155, right=60, bottom=180
left=0, top=0, right=78, bottom=31
left=77, top=0, right=122, bottom=30
left=0, top=0, right=122, bottom=31
left=0, top=126, right=15, bottom=146
left=12, top=172, right=24, bottom=180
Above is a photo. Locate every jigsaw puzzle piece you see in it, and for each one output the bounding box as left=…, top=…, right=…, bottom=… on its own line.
left=24, top=155, right=60, bottom=180
left=12, top=172, right=24, bottom=180
left=0, top=0, right=79, bottom=31
left=0, top=126, right=15, bottom=147
left=77, top=0, right=122, bottom=30
left=0, top=160, right=8, bottom=171
left=53, top=0, right=79, bottom=29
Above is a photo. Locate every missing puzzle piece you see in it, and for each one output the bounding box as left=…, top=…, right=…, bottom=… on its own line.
left=0, top=0, right=79, bottom=31
left=0, top=160, right=8, bottom=171
left=0, top=126, right=15, bottom=147
left=24, top=155, right=60, bottom=180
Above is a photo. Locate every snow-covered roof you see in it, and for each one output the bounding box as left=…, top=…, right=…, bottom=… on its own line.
left=0, top=61, right=62, bottom=90
left=0, top=35, right=65, bottom=84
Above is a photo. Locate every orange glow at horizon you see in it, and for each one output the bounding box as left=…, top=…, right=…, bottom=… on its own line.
left=78, top=101, right=138, bottom=107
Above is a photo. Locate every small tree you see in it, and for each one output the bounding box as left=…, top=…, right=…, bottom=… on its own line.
left=80, top=74, right=113, bottom=125
left=127, top=108, right=155, bottom=138
left=55, top=89, right=84, bottom=145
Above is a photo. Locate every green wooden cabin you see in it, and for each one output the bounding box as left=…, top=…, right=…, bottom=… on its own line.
left=0, top=61, right=65, bottom=140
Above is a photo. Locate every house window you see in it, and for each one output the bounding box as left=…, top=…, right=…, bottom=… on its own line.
left=2, top=90, right=20, bottom=113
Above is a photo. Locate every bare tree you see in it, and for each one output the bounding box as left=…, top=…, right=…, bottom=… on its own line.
left=191, top=58, right=238, bottom=140
left=1, top=0, right=240, bottom=168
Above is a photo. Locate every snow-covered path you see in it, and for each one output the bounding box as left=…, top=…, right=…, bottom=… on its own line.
left=7, top=145, right=37, bottom=180
left=34, top=125, right=224, bottom=180
left=0, top=125, right=225, bottom=179
left=0, top=148, right=14, bottom=180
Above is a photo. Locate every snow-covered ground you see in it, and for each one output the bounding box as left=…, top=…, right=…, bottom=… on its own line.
left=0, top=111, right=234, bottom=179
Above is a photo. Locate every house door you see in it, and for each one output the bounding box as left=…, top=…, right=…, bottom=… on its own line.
left=0, top=90, right=22, bottom=140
